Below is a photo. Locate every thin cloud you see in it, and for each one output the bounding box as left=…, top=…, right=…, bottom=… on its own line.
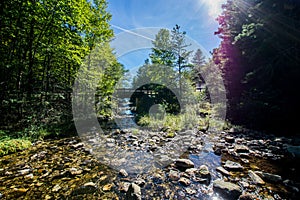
left=111, top=24, right=154, bottom=41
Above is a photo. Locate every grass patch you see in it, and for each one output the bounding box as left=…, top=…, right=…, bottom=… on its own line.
left=138, top=104, right=201, bottom=132
left=0, top=138, right=32, bottom=156
left=0, top=125, right=55, bottom=157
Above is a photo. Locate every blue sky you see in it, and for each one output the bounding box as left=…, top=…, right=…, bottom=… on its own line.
left=107, top=0, right=226, bottom=71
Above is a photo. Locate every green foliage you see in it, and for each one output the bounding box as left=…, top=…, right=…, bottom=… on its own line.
left=138, top=104, right=200, bottom=132
left=0, top=0, right=122, bottom=135
left=214, top=0, right=300, bottom=132
left=0, top=138, right=32, bottom=157
left=132, top=25, right=204, bottom=122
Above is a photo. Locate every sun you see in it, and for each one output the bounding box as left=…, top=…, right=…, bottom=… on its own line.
left=203, top=0, right=226, bottom=18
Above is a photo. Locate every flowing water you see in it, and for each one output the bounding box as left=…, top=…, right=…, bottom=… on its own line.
left=0, top=98, right=299, bottom=199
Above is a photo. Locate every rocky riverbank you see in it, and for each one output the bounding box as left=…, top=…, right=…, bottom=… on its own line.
left=0, top=127, right=299, bottom=199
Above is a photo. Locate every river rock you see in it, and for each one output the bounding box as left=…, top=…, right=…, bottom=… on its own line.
left=69, top=167, right=83, bottom=175
left=119, top=182, right=131, bottom=192
left=71, top=142, right=84, bottom=149
left=234, top=145, right=249, bottom=153
left=239, top=193, right=258, bottom=200
left=119, top=169, right=128, bottom=177
left=72, top=183, right=97, bottom=195
left=216, top=166, right=230, bottom=176
left=248, top=170, right=265, bottom=185
left=185, top=168, right=198, bottom=176
left=126, top=183, right=141, bottom=200
left=179, top=177, right=191, bottom=186
left=198, top=165, right=211, bottom=179
left=24, top=173, right=34, bottom=179
left=224, top=160, right=244, bottom=170
left=134, top=178, right=146, bottom=187
left=254, top=171, right=282, bottom=183
left=225, top=136, right=235, bottom=143
left=18, top=169, right=30, bottom=176
left=213, top=179, right=242, bottom=200
left=169, top=170, right=180, bottom=181
left=52, top=184, right=61, bottom=192
left=83, top=182, right=97, bottom=188
left=174, top=159, right=194, bottom=170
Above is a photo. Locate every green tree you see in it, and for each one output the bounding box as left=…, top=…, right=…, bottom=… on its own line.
left=0, top=0, right=121, bottom=135
left=150, top=29, right=175, bottom=66
left=191, top=48, right=206, bottom=87
left=214, top=0, right=300, bottom=132
left=171, top=25, right=193, bottom=98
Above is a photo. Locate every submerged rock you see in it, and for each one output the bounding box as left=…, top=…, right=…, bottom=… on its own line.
left=52, top=184, right=61, bottom=192
left=213, top=179, right=242, bottom=200
left=239, top=193, right=258, bottom=200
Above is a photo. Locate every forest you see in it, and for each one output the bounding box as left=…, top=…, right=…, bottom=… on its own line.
left=0, top=0, right=300, bottom=199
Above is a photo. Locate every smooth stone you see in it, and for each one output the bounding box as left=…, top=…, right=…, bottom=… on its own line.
left=213, top=179, right=242, bottom=200
left=18, top=169, right=30, bottom=176
left=125, top=183, right=141, bottom=200
left=169, top=170, right=180, bottom=181
left=83, top=182, right=97, bottom=188
left=24, top=173, right=34, bottom=179
left=216, top=167, right=230, bottom=176
left=185, top=168, right=198, bottom=176
left=52, top=184, right=61, bottom=192
left=239, top=193, right=259, bottom=200
left=185, top=188, right=197, bottom=195
left=248, top=170, right=265, bottom=185
left=69, top=167, right=83, bottom=175
left=198, top=165, right=211, bottom=179
left=103, top=184, right=113, bottom=191
left=72, top=183, right=97, bottom=195
left=225, top=136, right=235, bottom=143
left=224, top=160, right=244, bottom=170
left=134, top=178, right=146, bottom=187
left=179, top=177, right=191, bottom=186
left=119, top=182, right=130, bottom=192
left=72, top=143, right=84, bottom=149
left=254, top=171, right=282, bottom=183
left=174, top=159, right=195, bottom=170
left=234, top=145, right=250, bottom=153
left=119, top=169, right=128, bottom=177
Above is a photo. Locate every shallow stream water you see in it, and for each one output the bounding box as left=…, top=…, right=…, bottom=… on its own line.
left=0, top=98, right=299, bottom=199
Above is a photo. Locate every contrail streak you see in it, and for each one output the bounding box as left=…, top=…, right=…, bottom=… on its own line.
left=111, top=24, right=154, bottom=41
